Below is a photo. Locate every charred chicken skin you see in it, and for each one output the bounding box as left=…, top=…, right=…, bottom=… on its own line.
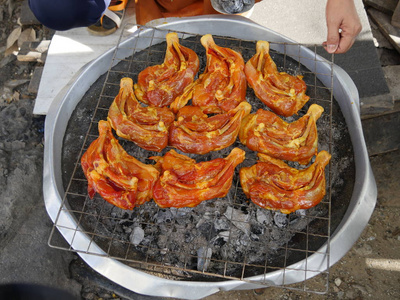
left=108, top=77, right=175, bottom=152
left=171, top=34, right=247, bottom=114
left=150, top=148, right=245, bottom=208
left=134, top=32, right=200, bottom=107
left=245, top=41, right=310, bottom=117
left=81, top=121, right=160, bottom=210
left=239, top=104, right=324, bottom=165
left=240, top=150, right=331, bottom=214
left=169, top=101, right=252, bottom=154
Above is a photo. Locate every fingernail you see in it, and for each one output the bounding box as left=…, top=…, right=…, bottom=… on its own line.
left=327, top=44, right=338, bottom=53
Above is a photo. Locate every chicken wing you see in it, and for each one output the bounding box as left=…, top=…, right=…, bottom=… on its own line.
left=171, top=34, right=247, bottom=114
left=108, top=77, right=175, bottom=152
left=150, top=148, right=245, bottom=208
left=239, top=104, right=324, bottom=165
left=240, top=150, right=331, bottom=214
left=81, top=120, right=159, bottom=210
left=134, top=32, right=200, bottom=107
left=169, top=101, right=252, bottom=154
left=245, top=41, right=309, bottom=117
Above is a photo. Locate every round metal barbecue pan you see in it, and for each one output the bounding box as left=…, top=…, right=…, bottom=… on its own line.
left=43, top=16, right=377, bottom=299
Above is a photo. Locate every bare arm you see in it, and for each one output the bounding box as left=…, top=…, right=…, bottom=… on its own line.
left=324, top=0, right=362, bottom=53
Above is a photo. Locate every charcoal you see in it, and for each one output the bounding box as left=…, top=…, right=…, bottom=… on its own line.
left=273, top=212, right=289, bottom=228
left=250, top=222, right=264, bottom=235
left=236, top=232, right=251, bottom=247
left=224, top=206, right=251, bottom=235
left=153, top=209, right=174, bottom=223
left=197, top=247, right=213, bottom=271
left=184, top=232, right=195, bottom=243
left=213, top=236, right=226, bottom=247
left=174, top=207, right=194, bottom=218
left=250, top=233, right=259, bottom=241
left=214, top=217, right=230, bottom=231
left=130, top=226, right=145, bottom=246
left=256, top=208, right=273, bottom=225
left=197, top=221, right=215, bottom=239
left=295, top=209, right=307, bottom=217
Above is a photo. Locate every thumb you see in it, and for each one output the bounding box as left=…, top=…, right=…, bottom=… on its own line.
left=325, top=23, right=340, bottom=53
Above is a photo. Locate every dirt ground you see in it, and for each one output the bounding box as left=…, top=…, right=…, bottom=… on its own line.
left=0, top=1, right=399, bottom=299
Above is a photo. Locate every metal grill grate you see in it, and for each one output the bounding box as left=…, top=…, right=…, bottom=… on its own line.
left=48, top=24, right=342, bottom=294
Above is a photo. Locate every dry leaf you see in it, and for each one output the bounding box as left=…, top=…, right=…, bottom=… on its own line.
left=18, top=28, right=36, bottom=48
left=5, top=42, right=19, bottom=57
left=6, top=27, right=21, bottom=50
left=13, top=91, right=20, bottom=102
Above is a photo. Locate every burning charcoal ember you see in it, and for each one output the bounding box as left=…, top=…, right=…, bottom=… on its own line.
left=130, top=226, right=145, bottom=246
left=197, top=247, right=213, bottom=271
left=273, top=212, right=289, bottom=228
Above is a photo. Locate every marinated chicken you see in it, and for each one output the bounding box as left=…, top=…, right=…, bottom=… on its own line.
left=108, top=77, right=175, bottom=152
left=150, top=148, right=245, bottom=208
left=81, top=120, right=159, bottom=210
left=239, top=104, right=324, bottom=165
left=169, top=101, right=252, bottom=154
left=240, top=150, right=331, bottom=214
left=134, top=32, right=200, bottom=107
left=171, top=34, right=247, bottom=114
left=245, top=40, right=309, bottom=117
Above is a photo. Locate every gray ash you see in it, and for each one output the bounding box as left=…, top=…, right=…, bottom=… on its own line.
left=61, top=31, right=355, bottom=281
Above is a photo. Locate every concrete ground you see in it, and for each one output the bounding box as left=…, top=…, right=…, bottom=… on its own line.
left=0, top=0, right=399, bottom=299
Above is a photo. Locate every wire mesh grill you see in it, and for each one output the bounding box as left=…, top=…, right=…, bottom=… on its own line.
left=48, top=24, right=343, bottom=294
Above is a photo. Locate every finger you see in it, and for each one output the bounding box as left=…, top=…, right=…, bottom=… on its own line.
left=325, top=18, right=342, bottom=53
left=335, top=34, right=356, bottom=54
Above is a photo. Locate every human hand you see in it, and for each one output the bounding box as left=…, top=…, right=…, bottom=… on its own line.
left=324, top=0, right=362, bottom=54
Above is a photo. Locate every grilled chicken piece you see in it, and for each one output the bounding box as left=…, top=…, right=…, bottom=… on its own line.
left=134, top=32, right=199, bottom=107
left=108, top=77, right=175, bottom=152
left=245, top=41, right=310, bottom=117
left=171, top=34, right=247, bottom=114
left=81, top=120, right=159, bottom=210
left=169, top=101, right=252, bottom=154
left=239, top=104, right=324, bottom=165
left=240, top=150, right=331, bottom=214
left=150, top=148, right=245, bottom=208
